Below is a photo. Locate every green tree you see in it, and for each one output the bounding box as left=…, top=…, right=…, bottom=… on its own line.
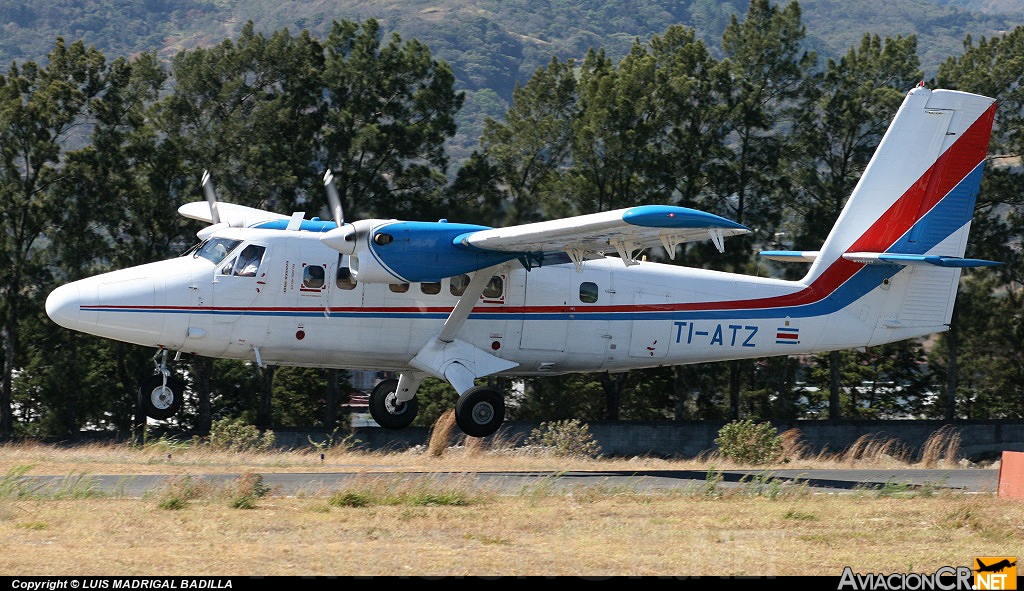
left=155, top=24, right=327, bottom=430
left=935, top=27, right=1024, bottom=419
left=318, top=18, right=464, bottom=222
left=272, top=367, right=329, bottom=428
left=476, top=56, right=578, bottom=225
left=0, top=39, right=126, bottom=437
left=787, top=33, right=921, bottom=421
left=706, top=0, right=817, bottom=420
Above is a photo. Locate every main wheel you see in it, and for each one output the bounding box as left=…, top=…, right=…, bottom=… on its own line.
left=140, top=374, right=185, bottom=420
left=455, top=386, right=505, bottom=438
left=368, top=378, right=418, bottom=429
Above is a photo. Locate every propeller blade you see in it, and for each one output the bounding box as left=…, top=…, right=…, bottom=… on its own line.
left=201, top=169, right=221, bottom=225
left=323, top=169, right=344, bottom=227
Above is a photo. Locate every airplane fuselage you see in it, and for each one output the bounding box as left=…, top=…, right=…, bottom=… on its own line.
left=46, top=225, right=936, bottom=378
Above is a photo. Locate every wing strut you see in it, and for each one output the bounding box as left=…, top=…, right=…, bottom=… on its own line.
left=438, top=265, right=499, bottom=343
left=408, top=263, right=518, bottom=395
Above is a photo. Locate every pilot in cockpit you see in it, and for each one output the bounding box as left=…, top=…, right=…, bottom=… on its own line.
left=234, top=245, right=264, bottom=277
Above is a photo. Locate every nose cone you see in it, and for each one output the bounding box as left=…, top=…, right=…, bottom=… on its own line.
left=46, top=282, right=86, bottom=330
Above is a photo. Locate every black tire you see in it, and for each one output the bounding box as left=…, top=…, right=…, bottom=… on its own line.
left=368, top=378, right=418, bottom=429
left=455, top=386, right=505, bottom=438
left=139, top=374, right=185, bottom=420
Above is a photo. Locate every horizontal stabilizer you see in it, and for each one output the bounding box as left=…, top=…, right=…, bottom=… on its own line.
left=759, top=250, right=819, bottom=263
left=842, top=252, right=1002, bottom=267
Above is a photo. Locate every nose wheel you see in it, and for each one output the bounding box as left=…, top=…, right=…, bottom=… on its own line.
left=139, top=374, right=185, bottom=420
left=455, top=386, right=504, bottom=437
left=368, top=378, right=419, bottom=429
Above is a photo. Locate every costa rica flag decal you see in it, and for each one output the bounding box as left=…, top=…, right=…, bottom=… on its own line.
left=776, top=326, right=800, bottom=345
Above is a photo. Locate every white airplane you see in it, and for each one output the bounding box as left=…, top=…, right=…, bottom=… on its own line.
left=45, top=86, right=999, bottom=437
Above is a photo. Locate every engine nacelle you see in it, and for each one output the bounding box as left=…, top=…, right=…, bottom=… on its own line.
left=326, top=219, right=519, bottom=284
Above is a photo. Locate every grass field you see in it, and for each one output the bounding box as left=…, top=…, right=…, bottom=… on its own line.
left=0, top=423, right=1020, bottom=577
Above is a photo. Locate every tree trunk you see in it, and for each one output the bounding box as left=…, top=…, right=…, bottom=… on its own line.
left=829, top=350, right=841, bottom=422
left=257, top=364, right=275, bottom=428
left=945, top=312, right=958, bottom=421
left=600, top=372, right=627, bottom=420
left=325, top=369, right=340, bottom=430
left=729, top=361, right=741, bottom=420
left=1, top=325, right=14, bottom=438
left=193, top=357, right=213, bottom=434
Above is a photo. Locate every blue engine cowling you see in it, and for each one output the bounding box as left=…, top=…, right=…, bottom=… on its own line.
left=340, top=220, right=519, bottom=284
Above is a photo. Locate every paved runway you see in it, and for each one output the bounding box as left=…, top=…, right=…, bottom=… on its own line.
left=25, top=467, right=1001, bottom=497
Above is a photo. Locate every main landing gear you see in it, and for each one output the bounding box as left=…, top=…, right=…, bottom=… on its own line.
left=455, top=386, right=504, bottom=438
left=367, top=376, right=506, bottom=438
left=140, top=350, right=184, bottom=419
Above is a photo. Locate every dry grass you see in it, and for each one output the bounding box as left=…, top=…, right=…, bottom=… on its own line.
left=427, top=409, right=457, bottom=457
left=0, top=479, right=1020, bottom=576
left=0, top=427, right=1017, bottom=577
left=0, top=423, right=987, bottom=475
left=919, top=425, right=963, bottom=468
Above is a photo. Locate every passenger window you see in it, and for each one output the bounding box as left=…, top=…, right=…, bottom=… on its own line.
left=336, top=255, right=357, bottom=290
left=421, top=282, right=441, bottom=295
left=450, top=274, right=470, bottom=296
left=482, top=275, right=503, bottom=300
left=303, top=264, right=325, bottom=289
left=389, top=283, right=409, bottom=293
left=579, top=281, right=599, bottom=303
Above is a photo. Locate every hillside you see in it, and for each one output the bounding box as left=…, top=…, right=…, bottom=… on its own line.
left=2, top=0, right=1022, bottom=157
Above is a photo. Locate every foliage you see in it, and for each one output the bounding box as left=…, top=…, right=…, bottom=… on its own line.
left=714, top=419, right=783, bottom=465
left=523, top=419, right=602, bottom=458
left=4, top=3, right=1024, bottom=434
left=208, top=417, right=276, bottom=452
left=410, top=378, right=461, bottom=428
left=154, top=475, right=210, bottom=510
left=229, top=472, right=271, bottom=509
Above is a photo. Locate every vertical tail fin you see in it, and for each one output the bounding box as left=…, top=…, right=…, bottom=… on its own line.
left=807, top=86, right=997, bottom=279
left=798, top=87, right=998, bottom=345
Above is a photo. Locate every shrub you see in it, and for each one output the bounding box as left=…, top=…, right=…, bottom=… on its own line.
left=523, top=419, right=602, bottom=458
left=714, top=419, right=783, bottom=465
left=209, top=417, right=276, bottom=452
left=229, top=472, right=271, bottom=509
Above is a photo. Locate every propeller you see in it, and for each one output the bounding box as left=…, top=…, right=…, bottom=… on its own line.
left=323, top=169, right=344, bottom=227
left=201, top=169, right=221, bottom=225
left=319, top=168, right=361, bottom=254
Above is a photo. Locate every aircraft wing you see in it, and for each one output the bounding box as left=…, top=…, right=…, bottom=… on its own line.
left=457, top=205, right=749, bottom=266
left=178, top=201, right=290, bottom=227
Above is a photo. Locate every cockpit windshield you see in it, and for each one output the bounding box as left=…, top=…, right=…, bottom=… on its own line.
left=193, top=238, right=242, bottom=264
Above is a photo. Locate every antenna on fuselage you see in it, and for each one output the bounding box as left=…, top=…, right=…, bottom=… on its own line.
left=201, top=169, right=221, bottom=225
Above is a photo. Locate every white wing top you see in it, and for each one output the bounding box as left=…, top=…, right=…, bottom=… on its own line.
left=178, top=201, right=290, bottom=227
left=456, top=205, right=749, bottom=267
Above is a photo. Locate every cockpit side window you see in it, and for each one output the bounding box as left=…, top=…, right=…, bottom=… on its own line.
left=233, top=245, right=266, bottom=277
left=216, top=244, right=266, bottom=277
left=194, top=238, right=242, bottom=264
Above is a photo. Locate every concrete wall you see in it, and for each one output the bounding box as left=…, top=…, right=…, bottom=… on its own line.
left=275, top=419, right=1024, bottom=462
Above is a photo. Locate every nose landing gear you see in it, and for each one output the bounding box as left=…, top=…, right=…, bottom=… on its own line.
left=140, top=349, right=184, bottom=420
left=368, top=377, right=419, bottom=429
